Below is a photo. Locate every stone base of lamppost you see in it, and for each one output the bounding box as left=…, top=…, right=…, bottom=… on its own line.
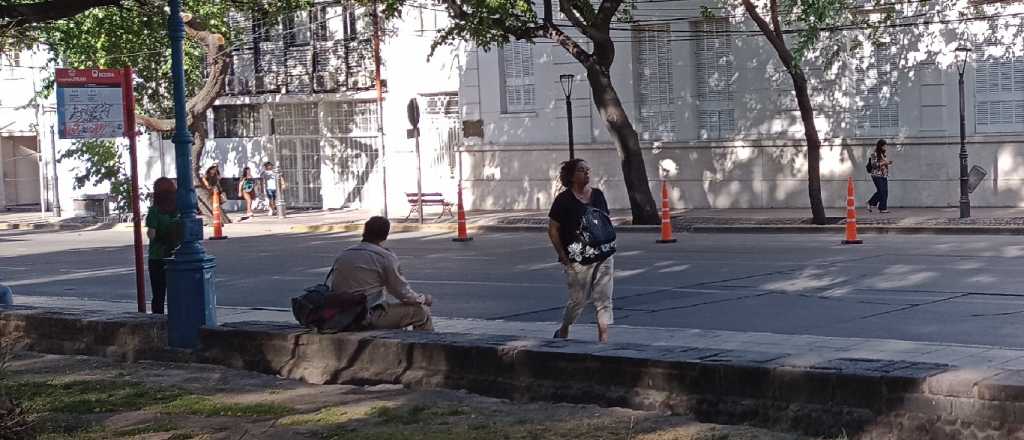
left=165, top=251, right=217, bottom=349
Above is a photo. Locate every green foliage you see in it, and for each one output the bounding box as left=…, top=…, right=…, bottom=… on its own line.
left=4, top=379, right=186, bottom=414
left=36, top=0, right=310, bottom=118
left=154, top=395, right=295, bottom=418
left=57, top=139, right=132, bottom=214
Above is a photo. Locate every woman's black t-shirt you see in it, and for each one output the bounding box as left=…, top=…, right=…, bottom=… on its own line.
left=548, top=188, right=610, bottom=263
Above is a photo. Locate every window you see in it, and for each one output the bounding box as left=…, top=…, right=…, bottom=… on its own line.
left=324, top=101, right=379, bottom=135
left=423, top=92, right=460, bottom=118
left=213, top=105, right=260, bottom=138
left=272, top=103, right=318, bottom=136
left=974, top=41, right=1024, bottom=133
left=283, top=10, right=311, bottom=46
left=854, top=42, right=899, bottom=131
left=634, top=24, right=675, bottom=141
left=694, top=19, right=735, bottom=139
left=501, top=41, right=536, bottom=113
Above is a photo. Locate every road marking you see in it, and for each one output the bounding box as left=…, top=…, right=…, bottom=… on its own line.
left=4, top=267, right=134, bottom=286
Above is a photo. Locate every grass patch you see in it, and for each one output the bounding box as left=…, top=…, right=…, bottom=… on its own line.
left=5, top=379, right=186, bottom=414
left=366, top=404, right=471, bottom=425
left=155, top=395, right=295, bottom=418
left=279, top=406, right=360, bottom=426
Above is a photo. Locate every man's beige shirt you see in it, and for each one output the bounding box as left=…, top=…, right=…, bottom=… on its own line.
left=329, top=242, right=424, bottom=309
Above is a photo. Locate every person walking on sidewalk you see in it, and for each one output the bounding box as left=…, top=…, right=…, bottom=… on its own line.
left=327, top=216, right=434, bottom=331
left=867, top=139, right=894, bottom=213
left=237, top=166, right=257, bottom=220
left=261, top=162, right=284, bottom=216
left=547, top=159, right=616, bottom=343
left=146, top=177, right=180, bottom=314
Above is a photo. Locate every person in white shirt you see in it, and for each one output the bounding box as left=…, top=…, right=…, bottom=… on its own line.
left=260, top=161, right=284, bottom=215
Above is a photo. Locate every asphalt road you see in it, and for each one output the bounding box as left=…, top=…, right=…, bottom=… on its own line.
left=5, top=227, right=1024, bottom=347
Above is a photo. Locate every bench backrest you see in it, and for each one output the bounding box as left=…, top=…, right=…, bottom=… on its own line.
left=405, top=192, right=446, bottom=204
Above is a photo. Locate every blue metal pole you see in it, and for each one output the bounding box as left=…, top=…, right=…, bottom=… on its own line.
left=165, top=0, right=217, bottom=348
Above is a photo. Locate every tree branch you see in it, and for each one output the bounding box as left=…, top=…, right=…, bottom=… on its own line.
left=0, top=0, right=121, bottom=28
left=136, top=13, right=230, bottom=133
left=741, top=0, right=794, bottom=68
left=595, top=0, right=623, bottom=29
left=559, top=0, right=598, bottom=41
left=768, top=0, right=784, bottom=41
left=546, top=21, right=597, bottom=69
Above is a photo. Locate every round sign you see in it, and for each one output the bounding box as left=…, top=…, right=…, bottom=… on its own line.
left=407, top=98, right=420, bottom=128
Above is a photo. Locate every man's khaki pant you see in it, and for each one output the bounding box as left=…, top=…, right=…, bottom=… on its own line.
left=366, top=303, right=434, bottom=331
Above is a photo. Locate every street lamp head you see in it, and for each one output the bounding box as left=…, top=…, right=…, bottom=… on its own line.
left=955, top=45, right=972, bottom=75
left=559, top=74, right=575, bottom=98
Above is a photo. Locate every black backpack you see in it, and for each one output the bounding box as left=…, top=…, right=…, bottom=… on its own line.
left=866, top=156, right=878, bottom=174
left=572, top=206, right=616, bottom=263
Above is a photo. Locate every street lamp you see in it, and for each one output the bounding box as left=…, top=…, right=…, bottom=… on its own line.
left=165, top=0, right=217, bottom=348
left=955, top=45, right=972, bottom=219
left=559, top=74, right=576, bottom=160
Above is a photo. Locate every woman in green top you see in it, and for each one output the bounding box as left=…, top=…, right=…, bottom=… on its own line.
left=238, top=166, right=257, bottom=220
left=146, top=177, right=180, bottom=314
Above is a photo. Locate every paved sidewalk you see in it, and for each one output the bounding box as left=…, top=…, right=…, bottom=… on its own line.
left=8, top=206, right=1024, bottom=234
left=16, top=295, right=1024, bottom=372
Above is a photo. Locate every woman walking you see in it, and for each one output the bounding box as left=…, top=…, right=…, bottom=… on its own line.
left=237, top=166, right=257, bottom=219
left=146, top=177, right=180, bottom=314
left=867, top=139, right=894, bottom=213
left=547, top=158, right=617, bottom=343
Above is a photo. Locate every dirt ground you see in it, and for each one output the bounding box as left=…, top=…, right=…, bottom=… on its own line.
left=0, top=350, right=833, bottom=440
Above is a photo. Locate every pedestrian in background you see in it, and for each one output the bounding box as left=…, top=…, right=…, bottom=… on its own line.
left=237, top=166, right=257, bottom=220
left=146, top=177, right=180, bottom=314
left=261, top=162, right=284, bottom=216
left=547, top=158, right=617, bottom=343
left=867, top=139, right=894, bottom=213
left=201, top=164, right=223, bottom=206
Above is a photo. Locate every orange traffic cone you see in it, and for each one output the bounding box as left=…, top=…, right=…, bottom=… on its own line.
left=656, top=180, right=677, bottom=244
left=452, top=183, right=472, bottom=242
left=210, top=190, right=227, bottom=240
left=842, top=176, right=862, bottom=245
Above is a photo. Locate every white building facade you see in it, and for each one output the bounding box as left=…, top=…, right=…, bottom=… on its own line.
left=458, top=0, right=1024, bottom=210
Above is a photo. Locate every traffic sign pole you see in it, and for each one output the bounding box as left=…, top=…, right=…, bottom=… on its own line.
left=123, top=66, right=146, bottom=314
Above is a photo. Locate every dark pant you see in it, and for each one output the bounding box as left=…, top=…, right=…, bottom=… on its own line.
left=148, top=259, right=167, bottom=314
left=868, top=175, right=888, bottom=211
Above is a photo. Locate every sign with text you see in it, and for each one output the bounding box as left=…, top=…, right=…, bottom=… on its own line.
left=55, top=68, right=126, bottom=139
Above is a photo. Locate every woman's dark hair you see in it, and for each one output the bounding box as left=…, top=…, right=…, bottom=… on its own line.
left=362, top=216, right=391, bottom=243
left=558, top=158, right=586, bottom=188
left=242, top=166, right=251, bottom=178
left=152, top=177, right=177, bottom=215
left=205, top=165, right=219, bottom=177
left=875, top=139, right=887, bottom=158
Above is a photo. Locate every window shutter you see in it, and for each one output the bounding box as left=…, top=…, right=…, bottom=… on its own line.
left=502, top=41, right=535, bottom=113
left=975, top=40, right=1024, bottom=132
left=694, top=19, right=735, bottom=138
left=855, top=42, right=899, bottom=131
left=634, top=24, right=675, bottom=140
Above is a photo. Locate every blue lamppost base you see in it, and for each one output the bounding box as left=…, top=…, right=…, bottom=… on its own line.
left=0, top=283, right=12, bottom=305
left=165, top=251, right=217, bottom=349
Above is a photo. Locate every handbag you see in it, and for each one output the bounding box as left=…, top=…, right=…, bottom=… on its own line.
left=290, top=267, right=368, bottom=333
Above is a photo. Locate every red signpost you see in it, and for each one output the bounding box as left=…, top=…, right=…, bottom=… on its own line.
left=56, top=68, right=146, bottom=313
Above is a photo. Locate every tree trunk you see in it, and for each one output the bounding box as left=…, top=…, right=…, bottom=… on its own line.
left=790, top=69, right=827, bottom=225
left=586, top=65, right=659, bottom=225
left=189, top=116, right=207, bottom=183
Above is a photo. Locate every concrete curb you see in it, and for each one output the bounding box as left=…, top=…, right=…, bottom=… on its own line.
left=0, top=222, right=134, bottom=232
left=290, top=222, right=1024, bottom=236
left=6, top=305, right=1024, bottom=439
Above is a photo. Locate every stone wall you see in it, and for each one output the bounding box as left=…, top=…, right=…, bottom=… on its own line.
left=6, top=305, right=1024, bottom=439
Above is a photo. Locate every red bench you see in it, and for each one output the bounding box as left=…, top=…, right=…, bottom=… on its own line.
left=405, top=192, right=454, bottom=220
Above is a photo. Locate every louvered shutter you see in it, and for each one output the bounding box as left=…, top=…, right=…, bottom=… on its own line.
left=502, top=42, right=535, bottom=113
left=694, top=19, right=735, bottom=139
left=634, top=24, right=675, bottom=140
left=974, top=40, right=1024, bottom=132
left=854, top=42, right=899, bottom=132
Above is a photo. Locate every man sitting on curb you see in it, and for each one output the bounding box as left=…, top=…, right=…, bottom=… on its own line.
left=328, top=216, right=434, bottom=331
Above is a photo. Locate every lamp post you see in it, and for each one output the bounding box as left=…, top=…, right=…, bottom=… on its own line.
left=955, top=45, right=972, bottom=219
left=165, top=0, right=217, bottom=348
left=559, top=74, right=575, bottom=160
